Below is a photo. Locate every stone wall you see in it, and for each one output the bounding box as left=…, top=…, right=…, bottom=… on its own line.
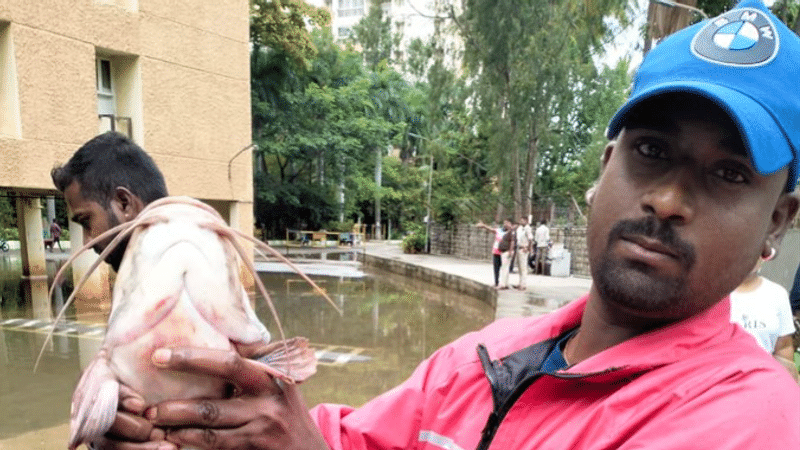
left=431, top=224, right=799, bottom=286
left=430, top=223, right=591, bottom=277
left=551, top=227, right=590, bottom=277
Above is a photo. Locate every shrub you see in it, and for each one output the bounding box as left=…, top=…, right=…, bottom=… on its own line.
left=401, top=231, right=426, bottom=254
left=1, top=228, right=18, bottom=241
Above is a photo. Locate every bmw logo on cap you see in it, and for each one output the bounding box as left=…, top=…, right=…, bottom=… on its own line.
left=691, top=7, right=779, bottom=67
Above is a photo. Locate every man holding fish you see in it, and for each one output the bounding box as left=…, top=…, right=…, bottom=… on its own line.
left=60, top=1, right=800, bottom=449
left=52, top=131, right=169, bottom=273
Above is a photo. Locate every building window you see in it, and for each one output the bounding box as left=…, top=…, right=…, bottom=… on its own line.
left=96, top=58, right=115, bottom=116
left=96, top=53, right=141, bottom=140
left=338, top=0, right=364, bottom=17
left=338, top=27, right=352, bottom=38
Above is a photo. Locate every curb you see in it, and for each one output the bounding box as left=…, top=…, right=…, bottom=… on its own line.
left=359, top=252, right=497, bottom=308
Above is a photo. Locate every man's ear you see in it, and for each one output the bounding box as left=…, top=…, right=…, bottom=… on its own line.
left=111, top=187, right=145, bottom=222
left=765, top=192, right=800, bottom=258
left=601, top=140, right=616, bottom=171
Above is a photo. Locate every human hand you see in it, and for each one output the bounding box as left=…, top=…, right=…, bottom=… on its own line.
left=146, top=347, right=330, bottom=450
left=91, top=384, right=170, bottom=450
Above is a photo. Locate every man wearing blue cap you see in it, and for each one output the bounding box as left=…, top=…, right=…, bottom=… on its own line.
left=96, top=1, right=799, bottom=449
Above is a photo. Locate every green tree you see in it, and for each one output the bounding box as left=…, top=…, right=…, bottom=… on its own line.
left=250, top=0, right=331, bottom=67
left=458, top=0, right=628, bottom=221
left=536, top=59, right=631, bottom=211
left=351, top=0, right=397, bottom=69
left=251, top=30, right=413, bottom=237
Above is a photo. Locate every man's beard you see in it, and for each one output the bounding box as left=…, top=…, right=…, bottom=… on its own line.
left=593, top=217, right=697, bottom=317
left=93, top=210, right=129, bottom=272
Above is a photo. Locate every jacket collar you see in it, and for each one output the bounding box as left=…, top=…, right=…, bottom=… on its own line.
left=529, top=293, right=735, bottom=377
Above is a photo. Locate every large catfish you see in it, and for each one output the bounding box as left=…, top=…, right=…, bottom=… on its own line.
left=38, top=196, right=338, bottom=450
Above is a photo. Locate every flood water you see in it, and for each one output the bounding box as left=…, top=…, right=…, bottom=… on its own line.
left=0, top=251, right=494, bottom=448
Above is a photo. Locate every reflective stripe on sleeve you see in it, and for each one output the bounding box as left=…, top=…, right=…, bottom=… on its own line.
left=418, top=430, right=465, bottom=450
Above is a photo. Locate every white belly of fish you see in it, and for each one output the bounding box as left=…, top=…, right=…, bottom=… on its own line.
left=103, top=215, right=269, bottom=405
left=109, top=286, right=234, bottom=404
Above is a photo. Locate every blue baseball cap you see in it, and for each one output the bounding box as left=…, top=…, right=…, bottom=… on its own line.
left=607, top=0, right=800, bottom=192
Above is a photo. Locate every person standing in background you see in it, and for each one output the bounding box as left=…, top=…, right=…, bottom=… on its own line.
left=49, top=218, right=62, bottom=252
left=533, top=219, right=550, bottom=274
left=476, top=220, right=507, bottom=289
left=497, top=219, right=515, bottom=289
left=515, top=217, right=534, bottom=290
left=731, top=257, right=798, bottom=382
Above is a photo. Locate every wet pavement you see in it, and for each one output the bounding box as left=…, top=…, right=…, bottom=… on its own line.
left=360, top=241, right=593, bottom=319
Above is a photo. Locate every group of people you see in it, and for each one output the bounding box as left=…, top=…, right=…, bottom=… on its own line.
left=47, top=1, right=800, bottom=448
left=476, top=217, right=551, bottom=290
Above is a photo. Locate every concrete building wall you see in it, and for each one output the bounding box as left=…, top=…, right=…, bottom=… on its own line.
left=0, top=0, right=252, bottom=210
left=0, top=0, right=252, bottom=300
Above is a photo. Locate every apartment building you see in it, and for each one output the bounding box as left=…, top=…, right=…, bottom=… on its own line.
left=308, top=0, right=462, bottom=73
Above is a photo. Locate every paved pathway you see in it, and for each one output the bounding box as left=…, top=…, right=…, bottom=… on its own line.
left=361, top=241, right=593, bottom=319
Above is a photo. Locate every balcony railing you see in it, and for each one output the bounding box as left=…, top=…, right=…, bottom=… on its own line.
left=98, top=114, right=132, bottom=138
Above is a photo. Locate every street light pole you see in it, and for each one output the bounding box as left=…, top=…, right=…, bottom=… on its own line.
left=425, top=150, right=433, bottom=254
left=409, top=132, right=434, bottom=253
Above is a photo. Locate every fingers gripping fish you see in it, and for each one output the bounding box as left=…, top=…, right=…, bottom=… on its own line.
left=36, top=196, right=340, bottom=450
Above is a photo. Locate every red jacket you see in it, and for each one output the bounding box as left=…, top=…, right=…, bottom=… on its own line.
left=310, top=294, right=800, bottom=449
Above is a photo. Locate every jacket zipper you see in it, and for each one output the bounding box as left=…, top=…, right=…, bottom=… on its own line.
left=475, top=344, right=617, bottom=450
left=475, top=370, right=543, bottom=450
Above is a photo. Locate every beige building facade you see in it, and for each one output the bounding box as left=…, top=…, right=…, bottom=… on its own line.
left=0, top=0, right=253, bottom=292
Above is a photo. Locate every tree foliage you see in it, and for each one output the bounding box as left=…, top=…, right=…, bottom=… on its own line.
left=251, top=29, right=419, bottom=237
left=351, top=0, right=397, bottom=69
left=250, top=0, right=331, bottom=67
left=250, top=0, right=637, bottom=237
left=458, top=0, right=629, bottom=222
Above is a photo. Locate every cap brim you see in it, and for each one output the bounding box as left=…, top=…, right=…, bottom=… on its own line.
left=606, top=81, right=794, bottom=177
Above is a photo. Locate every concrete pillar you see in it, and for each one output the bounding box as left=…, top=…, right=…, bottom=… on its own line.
left=230, top=200, right=256, bottom=292
left=229, top=200, right=240, bottom=229
left=46, top=196, right=56, bottom=233
left=68, top=218, right=112, bottom=322
left=15, top=196, right=51, bottom=321
left=15, top=196, right=46, bottom=277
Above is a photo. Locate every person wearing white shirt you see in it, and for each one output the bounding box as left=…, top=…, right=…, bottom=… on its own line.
left=533, top=220, right=550, bottom=275
left=730, top=257, right=798, bottom=381
left=515, top=217, right=534, bottom=290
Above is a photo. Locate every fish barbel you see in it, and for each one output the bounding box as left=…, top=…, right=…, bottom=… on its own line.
left=37, top=196, right=339, bottom=450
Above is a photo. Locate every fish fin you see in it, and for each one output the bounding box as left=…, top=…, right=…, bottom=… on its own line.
left=69, top=352, right=120, bottom=449
left=254, top=337, right=317, bottom=383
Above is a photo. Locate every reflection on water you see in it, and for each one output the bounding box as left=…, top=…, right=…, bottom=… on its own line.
left=257, top=269, right=494, bottom=407
left=0, top=253, right=494, bottom=447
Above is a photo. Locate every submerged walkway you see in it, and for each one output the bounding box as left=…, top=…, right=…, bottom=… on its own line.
left=360, top=241, right=592, bottom=320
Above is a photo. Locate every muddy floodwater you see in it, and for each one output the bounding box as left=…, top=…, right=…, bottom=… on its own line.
left=0, top=251, right=494, bottom=449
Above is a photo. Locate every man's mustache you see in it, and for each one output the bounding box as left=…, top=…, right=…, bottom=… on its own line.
left=607, top=217, right=696, bottom=269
